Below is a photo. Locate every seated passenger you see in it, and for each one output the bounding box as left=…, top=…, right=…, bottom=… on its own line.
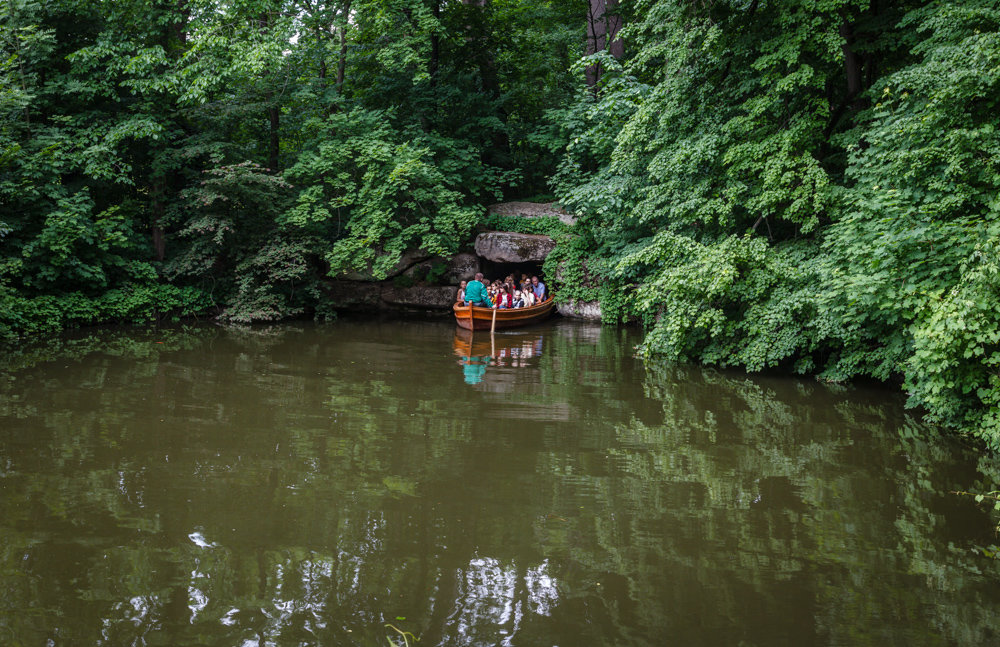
left=457, top=280, right=467, bottom=303
left=522, top=289, right=535, bottom=307
left=464, top=273, right=491, bottom=307
left=513, top=290, right=525, bottom=308
left=531, top=276, right=546, bottom=302
left=496, top=285, right=513, bottom=309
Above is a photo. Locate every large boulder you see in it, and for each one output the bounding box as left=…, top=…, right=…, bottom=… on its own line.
left=381, top=285, right=458, bottom=310
left=444, top=252, right=480, bottom=283
left=557, top=299, right=603, bottom=321
left=474, top=231, right=556, bottom=263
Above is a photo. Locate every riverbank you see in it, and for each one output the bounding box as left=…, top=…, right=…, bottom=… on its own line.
left=3, top=195, right=997, bottom=454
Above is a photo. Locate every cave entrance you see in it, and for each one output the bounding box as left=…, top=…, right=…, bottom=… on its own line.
left=478, top=259, right=546, bottom=284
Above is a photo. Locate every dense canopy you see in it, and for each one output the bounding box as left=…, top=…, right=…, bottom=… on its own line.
left=3, top=0, right=1000, bottom=447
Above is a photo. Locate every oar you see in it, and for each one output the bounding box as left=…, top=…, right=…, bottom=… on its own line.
left=490, top=307, right=497, bottom=357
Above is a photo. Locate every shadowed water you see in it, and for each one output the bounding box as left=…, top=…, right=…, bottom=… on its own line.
left=1, top=319, right=999, bottom=646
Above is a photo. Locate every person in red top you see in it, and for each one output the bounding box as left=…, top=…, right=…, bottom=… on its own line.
left=496, top=284, right=513, bottom=309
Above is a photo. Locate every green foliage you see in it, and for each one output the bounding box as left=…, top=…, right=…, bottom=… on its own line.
left=1, top=0, right=582, bottom=337
left=541, top=229, right=601, bottom=303
left=221, top=236, right=319, bottom=323
left=482, top=214, right=569, bottom=238
left=165, top=161, right=311, bottom=322
left=283, top=108, right=497, bottom=280
left=617, top=233, right=822, bottom=372
left=818, top=0, right=1000, bottom=443
left=419, top=261, right=448, bottom=285
left=0, top=283, right=211, bottom=342
left=906, top=239, right=1000, bottom=448
left=541, top=0, right=1000, bottom=447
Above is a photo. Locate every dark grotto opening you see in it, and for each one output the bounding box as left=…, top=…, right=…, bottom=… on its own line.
left=477, top=259, right=546, bottom=283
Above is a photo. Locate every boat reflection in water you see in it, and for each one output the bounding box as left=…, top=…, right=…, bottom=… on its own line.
left=453, top=327, right=545, bottom=385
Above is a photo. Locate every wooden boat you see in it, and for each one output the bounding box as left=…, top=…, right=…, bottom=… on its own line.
left=452, top=297, right=555, bottom=330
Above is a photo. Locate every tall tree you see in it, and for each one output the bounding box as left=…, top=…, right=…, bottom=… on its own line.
left=585, top=0, right=623, bottom=86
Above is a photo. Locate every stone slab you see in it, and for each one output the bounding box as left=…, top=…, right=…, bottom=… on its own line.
left=381, top=285, right=459, bottom=310
left=557, top=299, right=603, bottom=321
left=474, top=231, right=557, bottom=263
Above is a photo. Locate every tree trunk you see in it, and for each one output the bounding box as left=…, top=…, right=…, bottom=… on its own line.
left=318, top=26, right=328, bottom=81
left=840, top=22, right=863, bottom=101
left=148, top=0, right=191, bottom=261
left=585, top=0, right=624, bottom=87
left=461, top=0, right=496, bottom=96
left=258, top=9, right=281, bottom=170
left=461, top=0, right=507, bottom=159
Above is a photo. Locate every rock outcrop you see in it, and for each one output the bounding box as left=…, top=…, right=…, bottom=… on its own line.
left=381, top=285, right=458, bottom=309
left=322, top=204, right=588, bottom=314
left=323, top=280, right=384, bottom=308
left=557, top=299, right=603, bottom=321
left=474, top=231, right=556, bottom=263
left=323, top=281, right=458, bottom=311
left=402, top=252, right=480, bottom=284
left=443, top=252, right=480, bottom=283
left=487, top=202, right=577, bottom=226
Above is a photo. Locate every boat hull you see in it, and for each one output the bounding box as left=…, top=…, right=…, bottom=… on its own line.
left=453, top=299, right=555, bottom=330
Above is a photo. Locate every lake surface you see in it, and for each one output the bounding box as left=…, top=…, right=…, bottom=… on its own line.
left=2, top=318, right=1000, bottom=646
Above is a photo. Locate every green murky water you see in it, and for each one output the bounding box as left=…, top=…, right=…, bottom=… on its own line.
left=1, top=318, right=999, bottom=646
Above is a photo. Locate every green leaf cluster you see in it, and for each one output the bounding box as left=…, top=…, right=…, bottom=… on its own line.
left=544, top=0, right=1000, bottom=447
left=284, top=108, right=497, bottom=280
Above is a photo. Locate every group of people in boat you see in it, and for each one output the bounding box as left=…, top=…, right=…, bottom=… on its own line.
left=457, top=272, right=547, bottom=309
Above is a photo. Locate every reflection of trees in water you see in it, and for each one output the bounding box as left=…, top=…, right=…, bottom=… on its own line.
left=543, top=362, right=1000, bottom=645
left=2, top=322, right=1000, bottom=645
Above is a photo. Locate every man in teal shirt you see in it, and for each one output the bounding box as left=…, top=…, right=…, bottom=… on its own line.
left=464, top=273, right=492, bottom=307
